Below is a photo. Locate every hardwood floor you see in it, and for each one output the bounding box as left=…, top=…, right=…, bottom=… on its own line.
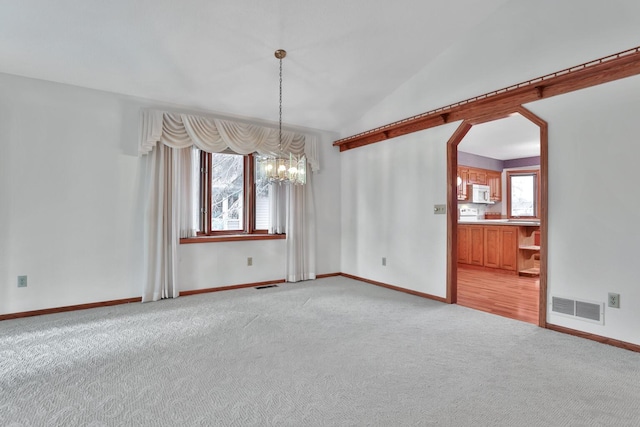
left=457, top=266, right=539, bottom=325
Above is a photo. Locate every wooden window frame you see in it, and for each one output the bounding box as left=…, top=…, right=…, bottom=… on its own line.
left=506, top=169, right=540, bottom=219
left=197, top=151, right=269, bottom=237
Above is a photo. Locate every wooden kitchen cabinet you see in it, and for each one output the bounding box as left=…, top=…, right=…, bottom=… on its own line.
left=458, top=224, right=532, bottom=274
left=467, top=169, right=487, bottom=185
left=457, top=225, right=470, bottom=264
left=458, top=225, right=484, bottom=266
left=458, top=166, right=501, bottom=201
left=487, top=171, right=502, bottom=202
left=483, top=227, right=501, bottom=268
left=457, top=168, right=469, bottom=201
left=500, top=227, right=518, bottom=271
left=483, top=226, right=517, bottom=271
left=469, top=226, right=484, bottom=266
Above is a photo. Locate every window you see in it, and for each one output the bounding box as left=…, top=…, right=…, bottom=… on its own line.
left=506, top=169, right=540, bottom=218
left=198, top=151, right=272, bottom=235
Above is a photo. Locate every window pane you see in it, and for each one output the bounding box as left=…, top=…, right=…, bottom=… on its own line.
left=510, top=174, right=535, bottom=217
left=254, top=156, right=271, bottom=230
left=211, top=153, right=243, bottom=231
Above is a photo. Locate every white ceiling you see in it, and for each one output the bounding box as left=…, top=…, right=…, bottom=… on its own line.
left=0, top=0, right=510, bottom=132
left=458, top=114, right=540, bottom=160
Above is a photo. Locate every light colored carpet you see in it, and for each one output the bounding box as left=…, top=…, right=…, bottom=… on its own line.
left=1, top=276, right=639, bottom=426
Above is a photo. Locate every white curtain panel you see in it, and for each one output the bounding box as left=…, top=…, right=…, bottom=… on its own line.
left=142, top=145, right=177, bottom=301
left=179, top=146, right=199, bottom=239
left=269, top=182, right=287, bottom=235
left=285, top=169, right=317, bottom=282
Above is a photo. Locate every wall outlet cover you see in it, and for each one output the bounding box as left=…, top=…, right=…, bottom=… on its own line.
left=18, top=275, right=27, bottom=288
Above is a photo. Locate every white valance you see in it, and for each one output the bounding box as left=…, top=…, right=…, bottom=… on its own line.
left=139, top=109, right=319, bottom=172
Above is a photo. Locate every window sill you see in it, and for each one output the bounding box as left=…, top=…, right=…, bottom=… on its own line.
left=180, top=234, right=286, bottom=244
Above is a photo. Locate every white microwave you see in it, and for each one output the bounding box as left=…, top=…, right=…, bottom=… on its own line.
left=470, top=184, right=493, bottom=204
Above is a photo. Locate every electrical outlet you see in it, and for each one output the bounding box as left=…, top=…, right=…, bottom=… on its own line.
left=608, top=292, right=620, bottom=308
left=17, top=275, right=27, bottom=288
left=247, top=257, right=253, bottom=266
left=382, top=257, right=386, bottom=266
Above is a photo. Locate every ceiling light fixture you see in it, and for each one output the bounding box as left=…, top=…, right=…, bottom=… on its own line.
left=256, top=49, right=307, bottom=185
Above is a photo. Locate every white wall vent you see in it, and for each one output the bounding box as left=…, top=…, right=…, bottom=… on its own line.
left=552, top=297, right=575, bottom=316
left=551, top=296, right=604, bottom=325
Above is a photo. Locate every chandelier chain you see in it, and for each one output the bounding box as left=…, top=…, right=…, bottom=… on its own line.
left=278, top=55, right=283, bottom=152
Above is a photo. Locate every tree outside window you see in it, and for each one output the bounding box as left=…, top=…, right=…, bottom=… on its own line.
left=211, top=153, right=244, bottom=231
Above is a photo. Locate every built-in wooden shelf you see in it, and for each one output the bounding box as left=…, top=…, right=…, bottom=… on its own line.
left=519, top=245, right=540, bottom=251
left=517, top=227, right=541, bottom=277
left=519, top=267, right=540, bottom=277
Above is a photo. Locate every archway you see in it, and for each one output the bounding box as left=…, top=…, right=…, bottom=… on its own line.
left=446, top=106, right=548, bottom=327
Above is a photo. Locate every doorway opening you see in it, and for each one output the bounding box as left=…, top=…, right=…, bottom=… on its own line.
left=446, top=106, right=548, bottom=327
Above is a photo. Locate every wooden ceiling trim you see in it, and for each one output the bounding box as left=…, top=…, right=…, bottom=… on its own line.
left=334, top=46, right=640, bottom=152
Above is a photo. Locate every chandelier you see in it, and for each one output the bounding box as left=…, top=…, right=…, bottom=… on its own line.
left=256, top=49, right=307, bottom=185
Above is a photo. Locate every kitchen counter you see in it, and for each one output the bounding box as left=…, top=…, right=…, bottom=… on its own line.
left=458, top=219, right=540, bottom=226
left=458, top=221, right=541, bottom=276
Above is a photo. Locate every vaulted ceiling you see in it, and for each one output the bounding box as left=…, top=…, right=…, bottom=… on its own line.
left=3, top=0, right=639, bottom=161
left=0, top=0, right=510, bottom=133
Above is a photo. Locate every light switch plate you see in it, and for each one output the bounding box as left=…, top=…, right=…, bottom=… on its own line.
left=434, top=204, right=446, bottom=214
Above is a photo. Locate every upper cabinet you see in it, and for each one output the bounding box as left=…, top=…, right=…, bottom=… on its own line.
left=458, top=166, right=502, bottom=202
left=487, top=171, right=502, bottom=202
left=467, top=169, right=487, bottom=185
left=457, top=167, right=469, bottom=201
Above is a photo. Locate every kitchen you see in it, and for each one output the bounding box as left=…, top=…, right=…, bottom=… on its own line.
left=455, top=113, right=542, bottom=324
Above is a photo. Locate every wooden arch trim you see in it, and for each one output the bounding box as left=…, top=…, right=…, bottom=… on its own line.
left=446, top=106, right=548, bottom=327
left=335, top=46, right=640, bottom=152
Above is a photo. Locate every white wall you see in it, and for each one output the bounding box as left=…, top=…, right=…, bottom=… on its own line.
left=0, top=73, right=144, bottom=314
left=527, top=76, right=640, bottom=344
left=341, top=123, right=458, bottom=297
left=0, top=80, right=12, bottom=312
left=0, top=72, right=341, bottom=315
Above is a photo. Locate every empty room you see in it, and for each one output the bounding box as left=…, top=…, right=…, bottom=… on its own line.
left=2, top=1, right=640, bottom=425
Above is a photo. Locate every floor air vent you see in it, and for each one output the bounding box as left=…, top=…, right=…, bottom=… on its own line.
left=551, top=296, right=604, bottom=324
left=255, top=285, right=279, bottom=290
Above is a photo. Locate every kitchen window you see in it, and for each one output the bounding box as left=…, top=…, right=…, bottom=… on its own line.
left=506, top=169, right=540, bottom=219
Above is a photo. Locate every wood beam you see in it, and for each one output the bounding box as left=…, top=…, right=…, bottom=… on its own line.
left=334, top=46, right=640, bottom=151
